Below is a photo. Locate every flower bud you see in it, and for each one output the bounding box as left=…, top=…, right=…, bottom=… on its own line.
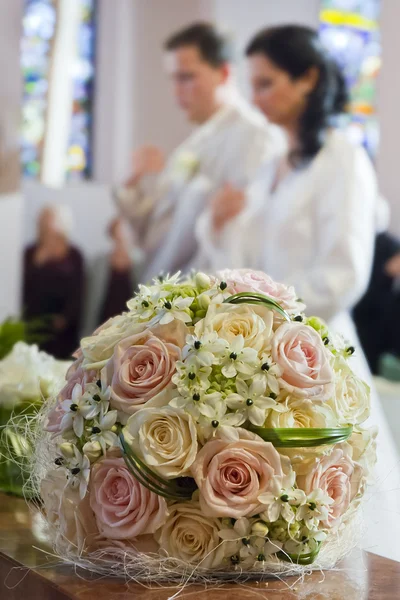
left=251, top=521, right=269, bottom=537
left=197, top=293, right=211, bottom=310
left=82, top=440, right=102, bottom=462
left=195, top=272, right=211, bottom=289
left=59, top=442, right=75, bottom=459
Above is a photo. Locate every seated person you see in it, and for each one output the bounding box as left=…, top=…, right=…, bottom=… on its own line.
left=23, top=205, right=85, bottom=360
left=84, top=217, right=138, bottom=335
left=353, top=230, right=400, bottom=373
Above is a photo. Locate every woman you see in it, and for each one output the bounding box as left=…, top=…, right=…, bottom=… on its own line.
left=196, top=26, right=400, bottom=561
left=23, top=205, right=85, bottom=360
left=83, top=217, right=138, bottom=336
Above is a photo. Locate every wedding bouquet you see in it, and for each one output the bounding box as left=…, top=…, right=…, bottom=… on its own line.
left=35, top=270, right=375, bottom=579
left=0, top=342, right=70, bottom=496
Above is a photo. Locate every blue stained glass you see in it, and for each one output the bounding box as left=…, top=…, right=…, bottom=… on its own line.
left=21, top=0, right=97, bottom=181
left=21, top=0, right=57, bottom=178
left=319, top=0, right=381, bottom=158
left=66, top=0, right=97, bottom=180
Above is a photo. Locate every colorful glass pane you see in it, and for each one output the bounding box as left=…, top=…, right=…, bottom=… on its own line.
left=319, top=0, right=381, bottom=158
left=21, top=0, right=56, bottom=178
left=66, top=0, right=96, bottom=180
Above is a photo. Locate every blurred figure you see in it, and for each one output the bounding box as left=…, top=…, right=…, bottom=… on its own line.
left=84, top=217, right=137, bottom=335
left=199, top=25, right=377, bottom=323
left=115, top=22, right=282, bottom=282
left=353, top=228, right=400, bottom=373
left=198, top=25, right=400, bottom=561
left=23, top=205, right=84, bottom=359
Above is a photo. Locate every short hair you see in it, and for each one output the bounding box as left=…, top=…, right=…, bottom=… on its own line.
left=164, top=22, right=233, bottom=68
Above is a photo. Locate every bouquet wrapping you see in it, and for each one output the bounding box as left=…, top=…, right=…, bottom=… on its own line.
left=30, top=270, right=375, bottom=580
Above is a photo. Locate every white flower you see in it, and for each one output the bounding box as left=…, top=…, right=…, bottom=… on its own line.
left=60, top=384, right=99, bottom=438
left=183, top=332, right=228, bottom=367
left=0, top=342, right=69, bottom=408
left=127, top=284, right=168, bottom=320
left=226, top=378, right=285, bottom=427
left=89, top=410, right=119, bottom=454
left=172, top=361, right=212, bottom=396
left=173, top=151, right=200, bottom=181
left=296, top=489, right=334, bottom=529
left=64, top=446, right=91, bottom=499
left=219, top=517, right=282, bottom=566
left=158, top=296, right=194, bottom=325
left=283, top=526, right=327, bottom=556
left=196, top=393, right=245, bottom=441
left=256, top=356, right=282, bottom=395
left=123, top=406, right=198, bottom=478
left=82, top=440, right=102, bottom=462
left=220, top=335, right=258, bottom=379
left=259, top=476, right=306, bottom=523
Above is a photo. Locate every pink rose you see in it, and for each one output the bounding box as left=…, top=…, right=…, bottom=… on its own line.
left=272, top=322, right=333, bottom=400
left=191, top=438, right=284, bottom=518
left=297, top=447, right=363, bottom=527
left=89, top=456, right=167, bottom=539
left=106, top=324, right=184, bottom=416
left=217, top=269, right=304, bottom=314
left=45, top=358, right=97, bottom=434
left=41, top=469, right=101, bottom=553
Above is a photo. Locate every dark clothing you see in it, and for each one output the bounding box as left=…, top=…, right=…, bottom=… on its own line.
left=98, top=267, right=133, bottom=325
left=353, top=232, right=400, bottom=373
left=23, top=244, right=85, bottom=359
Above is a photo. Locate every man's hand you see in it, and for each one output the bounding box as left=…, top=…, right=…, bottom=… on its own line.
left=124, top=145, right=165, bottom=187
left=211, top=183, right=246, bottom=231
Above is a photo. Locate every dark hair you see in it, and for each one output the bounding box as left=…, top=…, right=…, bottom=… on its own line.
left=246, top=25, right=348, bottom=163
left=164, top=22, right=233, bottom=68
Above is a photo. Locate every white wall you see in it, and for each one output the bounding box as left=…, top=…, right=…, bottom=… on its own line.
left=377, top=1, right=400, bottom=235
left=0, top=0, right=23, bottom=320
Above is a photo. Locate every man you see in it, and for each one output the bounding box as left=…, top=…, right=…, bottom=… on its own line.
left=115, top=22, right=282, bottom=281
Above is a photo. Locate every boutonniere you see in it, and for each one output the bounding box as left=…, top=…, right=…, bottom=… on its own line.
left=173, top=151, right=200, bottom=182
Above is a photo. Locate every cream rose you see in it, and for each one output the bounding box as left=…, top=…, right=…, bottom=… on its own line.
left=106, top=323, right=185, bottom=416
left=155, top=501, right=225, bottom=568
left=217, top=269, right=304, bottom=314
left=347, top=427, right=377, bottom=483
left=191, top=436, right=284, bottom=518
left=41, top=469, right=101, bottom=553
left=89, top=456, right=167, bottom=539
left=329, top=358, right=370, bottom=425
left=272, top=322, right=333, bottom=400
left=296, top=446, right=363, bottom=528
left=195, top=303, right=273, bottom=353
left=124, top=406, right=198, bottom=478
left=265, top=396, right=337, bottom=429
left=81, top=315, right=146, bottom=370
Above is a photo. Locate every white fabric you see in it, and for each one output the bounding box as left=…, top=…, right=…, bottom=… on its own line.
left=196, top=129, right=400, bottom=561
left=115, top=100, right=284, bottom=282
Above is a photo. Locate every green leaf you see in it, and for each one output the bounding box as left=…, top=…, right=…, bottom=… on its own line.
left=119, top=432, right=197, bottom=500
left=248, top=426, right=353, bottom=447
left=277, top=543, right=321, bottom=565
left=224, top=292, right=290, bottom=322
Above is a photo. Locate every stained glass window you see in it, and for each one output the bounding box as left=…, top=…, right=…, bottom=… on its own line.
left=21, top=0, right=97, bottom=181
left=66, top=0, right=96, bottom=180
left=21, top=0, right=56, bottom=179
left=319, top=0, right=381, bottom=158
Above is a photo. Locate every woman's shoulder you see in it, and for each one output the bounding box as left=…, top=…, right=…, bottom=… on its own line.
left=319, top=129, right=375, bottom=177
left=323, top=129, right=371, bottom=162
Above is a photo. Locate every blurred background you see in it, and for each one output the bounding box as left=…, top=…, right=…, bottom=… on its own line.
left=0, top=0, right=399, bottom=445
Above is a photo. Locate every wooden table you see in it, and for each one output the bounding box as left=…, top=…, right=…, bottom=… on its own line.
left=0, top=493, right=399, bottom=600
